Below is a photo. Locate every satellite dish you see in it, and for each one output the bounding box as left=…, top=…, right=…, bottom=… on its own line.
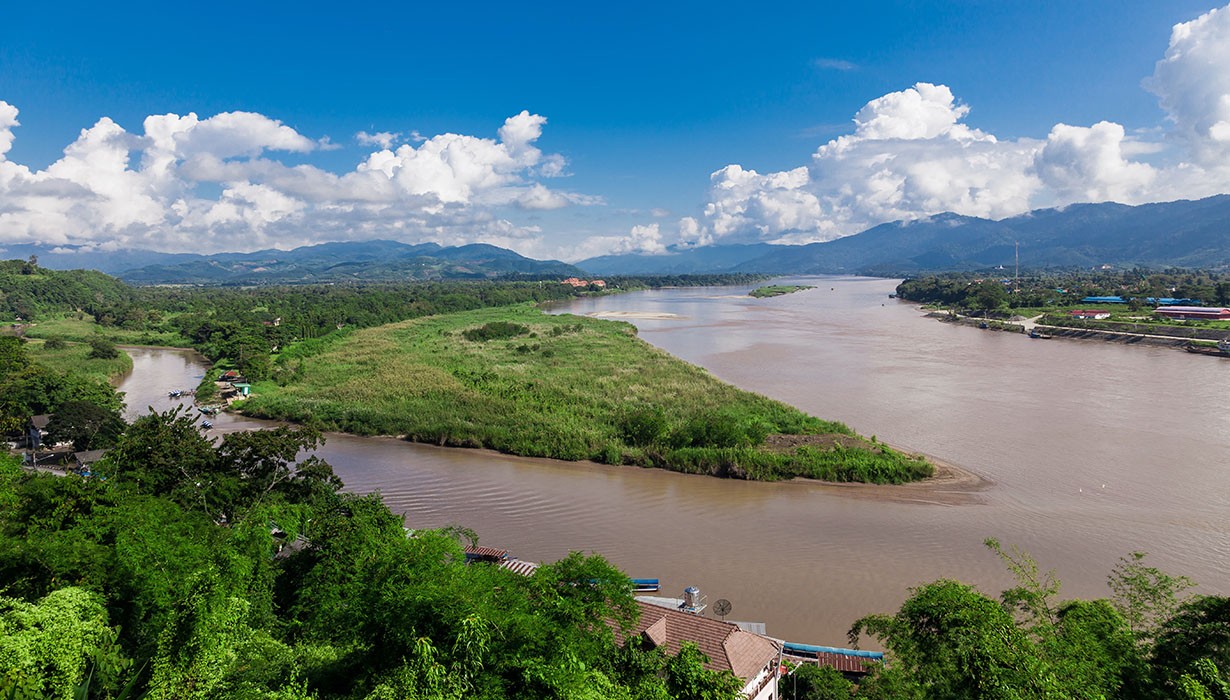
left=713, top=599, right=732, bottom=620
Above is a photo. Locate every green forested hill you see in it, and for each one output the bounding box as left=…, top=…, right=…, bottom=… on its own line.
left=0, top=259, right=135, bottom=321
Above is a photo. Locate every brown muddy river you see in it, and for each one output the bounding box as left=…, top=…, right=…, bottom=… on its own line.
left=118, top=277, right=1230, bottom=645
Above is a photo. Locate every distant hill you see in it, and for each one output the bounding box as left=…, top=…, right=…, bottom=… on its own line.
left=7, top=194, right=1230, bottom=282
left=0, top=259, right=134, bottom=320
left=1, top=240, right=584, bottom=285
left=0, top=244, right=200, bottom=276
left=575, top=195, right=1230, bottom=276
left=577, top=243, right=779, bottom=275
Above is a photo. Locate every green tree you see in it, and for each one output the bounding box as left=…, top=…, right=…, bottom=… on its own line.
left=779, top=663, right=854, bottom=700
left=86, top=336, right=119, bottom=360
left=850, top=580, right=1062, bottom=700
left=1175, top=659, right=1230, bottom=700
left=620, top=406, right=668, bottom=447
left=664, top=642, right=743, bottom=700
left=966, top=281, right=1009, bottom=311
left=1108, top=551, right=1194, bottom=646
left=101, top=405, right=216, bottom=497
left=0, top=587, right=131, bottom=699
left=1048, top=599, right=1143, bottom=699
left=1152, top=596, right=1230, bottom=694
left=46, top=400, right=126, bottom=451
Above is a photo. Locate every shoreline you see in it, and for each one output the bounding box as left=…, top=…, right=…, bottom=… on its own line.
left=132, top=339, right=984, bottom=502
left=228, top=406, right=987, bottom=503
left=920, top=307, right=1226, bottom=352
left=798, top=447, right=991, bottom=505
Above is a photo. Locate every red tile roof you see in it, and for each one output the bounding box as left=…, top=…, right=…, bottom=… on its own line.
left=464, top=545, right=509, bottom=560
left=622, top=600, right=780, bottom=684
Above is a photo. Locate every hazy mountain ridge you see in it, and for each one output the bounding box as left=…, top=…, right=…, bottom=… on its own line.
left=6, top=195, right=1230, bottom=283
left=576, top=195, right=1230, bottom=275
left=2, top=240, right=583, bottom=284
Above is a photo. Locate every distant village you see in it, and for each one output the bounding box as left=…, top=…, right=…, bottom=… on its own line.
left=561, top=276, right=606, bottom=289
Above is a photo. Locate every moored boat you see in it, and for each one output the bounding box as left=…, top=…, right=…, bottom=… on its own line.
left=1185, top=340, right=1230, bottom=357
left=631, top=578, right=660, bottom=592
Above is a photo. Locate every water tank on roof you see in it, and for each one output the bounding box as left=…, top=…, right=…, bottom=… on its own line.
left=683, top=586, right=702, bottom=609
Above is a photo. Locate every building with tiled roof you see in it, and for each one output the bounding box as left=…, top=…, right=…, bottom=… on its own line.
left=623, top=600, right=782, bottom=700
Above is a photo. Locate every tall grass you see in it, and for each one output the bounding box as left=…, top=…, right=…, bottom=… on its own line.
left=241, top=305, right=932, bottom=484
left=27, top=339, right=133, bottom=384
left=22, top=314, right=191, bottom=347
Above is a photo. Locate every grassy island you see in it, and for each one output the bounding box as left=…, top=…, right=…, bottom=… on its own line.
left=26, top=337, right=133, bottom=384
left=749, top=284, right=815, bottom=298
left=241, top=305, right=931, bottom=483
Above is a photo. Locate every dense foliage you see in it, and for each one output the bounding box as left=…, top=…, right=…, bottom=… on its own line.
left=0, top=417, right=747, bottom=699
left=240, top=305, right=931, bottom=483
left=0, top=336, right=126, bottom=443
left=825, top=539, right=1230, bottom=700
left=0, top=258, right=136, bottom=322
left=4, top=257, right=771, bottom=386
left=897, top=269, right=1230, bottom=311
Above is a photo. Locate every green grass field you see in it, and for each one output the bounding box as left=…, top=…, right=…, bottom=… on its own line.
left=26, top=339, right=133, bottom=384
left=20, top=314, right=191, bottom=347
left=241, top=305, right=932, bottom=483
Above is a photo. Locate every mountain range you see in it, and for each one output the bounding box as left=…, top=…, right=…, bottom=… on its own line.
left=3, top=194, right=1229, bottom=283
left=578, top=195, right=1230, bottom=276
left=0, top=240, right=584, bottom=284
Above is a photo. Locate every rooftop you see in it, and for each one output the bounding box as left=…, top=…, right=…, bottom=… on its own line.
left=622, top=600, right=780, bottom=683
left=73, top=449, right=107, bottom=464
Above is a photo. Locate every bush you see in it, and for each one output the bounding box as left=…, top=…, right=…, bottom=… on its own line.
left=43, top=336, right=68, bottom=350
left=461, top=321, right=530, bottom=342
left=87, top=336, right=119, bottom=360
left=619, top=407, right=668, bottom=447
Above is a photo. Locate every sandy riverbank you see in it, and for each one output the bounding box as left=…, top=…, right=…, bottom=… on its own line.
left=799, top=448, right=991, bottom=505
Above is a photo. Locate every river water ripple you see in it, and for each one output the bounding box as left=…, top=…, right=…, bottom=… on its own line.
left=117, top=277, right=1230, bottom=644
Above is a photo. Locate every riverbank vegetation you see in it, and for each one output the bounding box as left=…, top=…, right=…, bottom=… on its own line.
left=0, top=336, right=126, bottom=448
left=897, top=269, right=1230, bottom=312
left=812, top=540, right=1230, bottom=700
left=0, top=415, right=748, bottom=699
left=1, top=258, right=765, bottom=385
left=3, top=430, right=1225, bottom=698
left=898, top=270, right=1230, bottom=344
left=24, top=336, right=133, bottom=385
left=240, top=305, right=931, bottom=483
left=749, top=284, right=815, bottom=298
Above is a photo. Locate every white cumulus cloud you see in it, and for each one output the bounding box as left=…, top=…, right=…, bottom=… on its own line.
left=0, top=103, right=594, bottom=254
left=1147, top=4, right=1230, bottom=167
left=596, top=4, right=1230, bottom=255
left=356, top=130, right=401, bottom=149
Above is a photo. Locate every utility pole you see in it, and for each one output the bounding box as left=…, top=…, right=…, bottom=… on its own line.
left=1015, top=240, right=1020, bottom=292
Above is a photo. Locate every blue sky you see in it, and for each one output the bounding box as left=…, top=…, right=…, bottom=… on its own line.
left=1, top=1, right=1228, bottom=259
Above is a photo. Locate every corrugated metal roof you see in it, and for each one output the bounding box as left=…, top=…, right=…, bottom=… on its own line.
left=782, top=646, right=883, bottom=675
left=1156, top=306, right=1230, bottom=313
